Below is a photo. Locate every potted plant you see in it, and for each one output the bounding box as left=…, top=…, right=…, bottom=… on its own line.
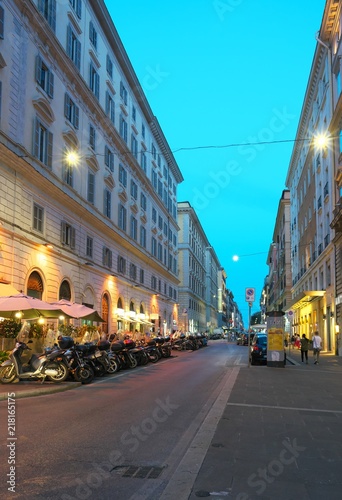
left=0, top=319, right=22, bottom=350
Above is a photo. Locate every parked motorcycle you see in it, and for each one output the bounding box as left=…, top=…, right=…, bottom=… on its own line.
left=110, top=340, right=138, bottom=369
left=57, top=336, right=95, bottom=385
left=0, top=340, right=69, bottom=384
left=153, top=336, right=172, bottom=358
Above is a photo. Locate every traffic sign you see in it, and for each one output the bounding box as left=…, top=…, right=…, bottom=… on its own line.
left=245, top=287, right=255, bottom=302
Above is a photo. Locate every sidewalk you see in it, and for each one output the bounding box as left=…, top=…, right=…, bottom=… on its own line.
left=188, top=349, right=342, bottom=500
left=0, top=379, right=81, bottom=400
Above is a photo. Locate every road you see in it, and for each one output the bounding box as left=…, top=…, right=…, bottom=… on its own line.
left=0, top=340, right=245, bottom=500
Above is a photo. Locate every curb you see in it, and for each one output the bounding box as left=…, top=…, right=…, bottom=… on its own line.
left=0, top=381, right=82, bottom=401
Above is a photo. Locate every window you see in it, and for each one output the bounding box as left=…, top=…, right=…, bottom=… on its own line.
left=119, top=115, right=127, bottom=142
left=33, top=118, right=53, bottom=168
left=151, top=276, right=157, bottom=290
left=118, top=204, right=127, bottom=231
left=67, top=25, right=81, bottom=70
left=104, top=145, right=114, bottom=172
left=130, top=180, right=138, bottom=200
left=117, top=255, right=126, bottom=274
left=89, top=20, right=97, bottom=49
left=151, top=237, right=157, bottom=257
left=62, top=157, right=73, bottom=186
left=119, top=164, right=127, bottom=186
left=120, top=81, right=128, bottom=105
left=140, top=151, right=147, bottom=172
left=152, top=207, right=157, bottom=223
left=89, top=62, right=99, bottom=99
left=33, top=203, right=44, bottom=233
left=132, top=105, right=136, bottom=122
left=152, top=170, right=157, bottom=189
left=158, top=243, right=162, bottom=261
left=105, top=91, right=115, bottom=124
left=158, top=179, right=163, bottom=198
left=87, top=170, right=95, bottom=204
left=0, top=6, right=4, bottom=39
left=140, top=226, right=146, bottom=248
left=131, top=134, right=138, bottom=159
left=89, top=124, right=96, bottom=150
left=103, top=247, right=112, bottom=268
left=106, top=54, right=113, bottom=78
left=140, top=192, right=147, bottom=211
left=86, top=236, right=93, bottom=258
left=130, top=216, right=137, bottom=240
left=104, top=189, right=111, bottom=218
left=64, top=93, right=79, bottom=128
left=38, top=0, right=56, bottom=32
left=130, top=263, right=137, bottom=280
left=69, top=0, right=82, bottom=18
left=151, top=143, right=156, bottom=160
left=158, top=215, right=163, bottom=230
left=35, top=56, right=54, bottom=97
left=140, top=268, right=144, bottom=284
left=142, top=123, right=145, bottom=139
left=61, top=221, right=76, bottom=248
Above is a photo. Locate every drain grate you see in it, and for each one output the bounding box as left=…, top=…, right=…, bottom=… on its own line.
left=115, top=465, right=164, bottom=479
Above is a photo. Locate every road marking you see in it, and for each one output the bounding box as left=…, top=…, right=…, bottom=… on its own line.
left=226, top=402, right=342, bottom=414
left=158, top=367, right=240, bottom=500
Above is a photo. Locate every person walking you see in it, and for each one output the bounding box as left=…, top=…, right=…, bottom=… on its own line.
left=312, top=331, right=323, bottom=364
left=300, top=334, right=309, bottom=364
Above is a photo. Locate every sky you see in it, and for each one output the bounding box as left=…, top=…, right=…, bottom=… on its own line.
left=105, top=0, right=327, bottom=324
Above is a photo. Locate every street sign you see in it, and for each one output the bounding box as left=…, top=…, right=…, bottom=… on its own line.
left=245, top=287, right=255, bottom=302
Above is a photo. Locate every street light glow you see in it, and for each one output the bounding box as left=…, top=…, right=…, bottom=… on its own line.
left=65, top=150, right=80, bottom=166
left=232, top=255, right=239, bottom=262
left=313, top=132, right=330, bottom=150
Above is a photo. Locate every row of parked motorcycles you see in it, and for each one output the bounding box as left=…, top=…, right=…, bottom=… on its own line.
left=0, top=332, right=208, bottom=385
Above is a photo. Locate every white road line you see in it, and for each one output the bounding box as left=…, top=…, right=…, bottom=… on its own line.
left=226, top=402, right=342, bottom=414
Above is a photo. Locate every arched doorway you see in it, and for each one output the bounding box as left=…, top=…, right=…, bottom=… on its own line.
left=102, top=293, right=109, bottom=335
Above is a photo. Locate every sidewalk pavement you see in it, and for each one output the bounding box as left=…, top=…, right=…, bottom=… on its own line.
left=0, top=379, right=81, bottom=401
left=188, top=347, right=342, bottom=500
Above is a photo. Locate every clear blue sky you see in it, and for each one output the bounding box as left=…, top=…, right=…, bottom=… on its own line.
left=106, top=0, right=326, bottom=324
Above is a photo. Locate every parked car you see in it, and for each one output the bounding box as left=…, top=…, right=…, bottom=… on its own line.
left=249, top=333, right=267, bottom=365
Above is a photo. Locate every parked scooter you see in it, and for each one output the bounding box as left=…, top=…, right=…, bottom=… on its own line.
left=57, top=336, right=95, bottom=385
left=0, top=340, right=69, bottom=384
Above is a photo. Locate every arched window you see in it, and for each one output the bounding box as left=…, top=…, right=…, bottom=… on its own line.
left=27, top=271, right=44, bottom=299
left=59, top=280, right=71, bottom=301
left=117, top=297, right=123, bottom=309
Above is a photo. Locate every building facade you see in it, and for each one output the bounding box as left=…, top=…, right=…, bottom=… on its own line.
left=284, top=0, right=341, bottom=353
left=0, top=0, right=183, bottom=335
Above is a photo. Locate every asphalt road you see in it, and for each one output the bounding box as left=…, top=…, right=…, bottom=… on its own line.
left=0, top=340, right=243, bottom=500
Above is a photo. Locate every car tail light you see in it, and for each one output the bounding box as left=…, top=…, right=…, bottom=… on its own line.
left=253, top=346, right=259, bottom=352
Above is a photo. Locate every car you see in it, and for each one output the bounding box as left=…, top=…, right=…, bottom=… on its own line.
left=249, top=333, right=267, bottom=365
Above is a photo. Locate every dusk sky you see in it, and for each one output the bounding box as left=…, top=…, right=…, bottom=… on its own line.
left=106, top=0, right=326, bottom=324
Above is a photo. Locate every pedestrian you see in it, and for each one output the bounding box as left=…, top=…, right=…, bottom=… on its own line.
left=312, top=331, right=323, bottom=364
left=294, top=333, right=301, bottom=349
left=300, top=334, right=309, bottom=364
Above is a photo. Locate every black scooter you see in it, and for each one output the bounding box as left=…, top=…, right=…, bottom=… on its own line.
left=0, top=340, right=69, bottom=384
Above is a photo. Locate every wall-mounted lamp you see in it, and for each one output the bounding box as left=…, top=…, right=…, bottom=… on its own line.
left=323, top=314, right=326, bottom=320
left=45, top=243, right=53, bottom=249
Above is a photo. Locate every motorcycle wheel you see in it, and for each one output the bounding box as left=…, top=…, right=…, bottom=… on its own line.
left=107, top=358, right=119, bottom=374
left=0, top=364, right=17, bottom=384
left=47, top=362, right=69, bottom=383
left=128, top=356, right=138, bottom=369
left=75, top=365, right=94, bottom=384
left=147, top=351, right=159, bottom=363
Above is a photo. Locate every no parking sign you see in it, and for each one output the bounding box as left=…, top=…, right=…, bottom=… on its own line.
left=245, top=288, right=255, bottom=302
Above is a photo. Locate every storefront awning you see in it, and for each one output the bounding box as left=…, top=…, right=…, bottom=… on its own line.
left=286, top=290, right=325, bottom=311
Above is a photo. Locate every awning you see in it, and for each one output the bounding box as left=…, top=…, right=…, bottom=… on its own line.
left=286, top=290, right=325, bottom=311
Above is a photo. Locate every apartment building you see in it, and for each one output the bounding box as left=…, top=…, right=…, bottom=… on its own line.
left=265, top=191, right=292, bottom=329
left=0, top=0, right=183, bottom=335
left=284, top=0, right=341, bottom=353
